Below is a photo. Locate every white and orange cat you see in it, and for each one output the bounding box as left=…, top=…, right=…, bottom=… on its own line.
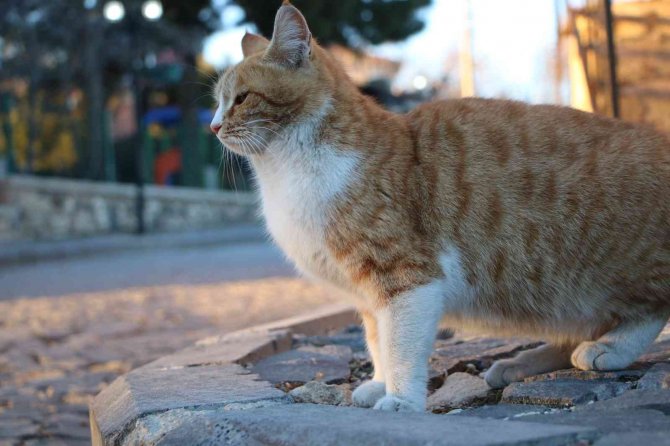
left=211, top=2, right=670, bottom=412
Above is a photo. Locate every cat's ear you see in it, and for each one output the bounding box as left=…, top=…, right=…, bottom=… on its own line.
left=265, top=1, right=312, bottom=68
left=241, top=32, right=270, bottom=58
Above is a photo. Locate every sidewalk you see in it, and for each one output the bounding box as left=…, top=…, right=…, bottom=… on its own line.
left=0, top=224, right=267, bottom=267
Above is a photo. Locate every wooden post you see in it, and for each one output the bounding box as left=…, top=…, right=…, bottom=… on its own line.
left=604, top=0, right=620, bottom=118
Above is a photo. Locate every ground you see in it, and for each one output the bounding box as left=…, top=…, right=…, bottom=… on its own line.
left=0, top=240, right=342, bottom=445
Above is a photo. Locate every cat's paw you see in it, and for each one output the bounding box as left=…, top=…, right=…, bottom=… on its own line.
left=373, top=394, right=423, bottom=412
left=484, top=359, right=528, bottom=388
left=571, top=341, right=631, bottom=371
left=352, top=380, right=386, bottom=408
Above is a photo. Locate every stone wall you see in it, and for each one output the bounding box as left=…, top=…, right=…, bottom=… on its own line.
left=0, top=175, right=258, bottom=241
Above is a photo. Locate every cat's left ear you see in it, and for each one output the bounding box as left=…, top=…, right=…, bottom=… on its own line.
left=265, top=2, right=312, bottom=68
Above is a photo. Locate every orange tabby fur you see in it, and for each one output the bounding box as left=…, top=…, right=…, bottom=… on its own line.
left=212, top=2, right=670, bottom=411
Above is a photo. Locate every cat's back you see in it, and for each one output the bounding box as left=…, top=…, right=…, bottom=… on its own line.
left=406, top=97, right=669, bottom=327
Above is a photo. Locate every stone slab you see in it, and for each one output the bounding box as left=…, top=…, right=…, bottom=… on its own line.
left=430, top=337, right=542, bottom=376
left=90, top=364, right=288, bottom=445
left=144, top=328, right=293, bottom=370
left=501, top=379, right=630, bottom=407
left=251, top=345, right=352, bottom=385
left=520, top=408, right=670, bottom=434
left=428, top=373, right=498, bottom=411
left=636, top=362, right=670, bottom=390
left=125, top=404, right=596, bottom=446
left=452, top=404, right=556, bottom=420
left=524, top=368, right=645, bottom=383
left=594, top=431, right=670, bottom=446
left=289, top=381, right=352, bottom=406
left=572, top=388, right=670, bottom=414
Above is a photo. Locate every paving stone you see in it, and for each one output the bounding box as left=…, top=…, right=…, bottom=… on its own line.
left=297, top=325, right=366, bottom=352
left=0, top=418, right=39, bottom=438
left=90, top=363, right=290, bottom=445
left=636, top=362, right=670, bottom=390
left=524, top=368, right=645, bottom=383
left=289, top=381, right=352, bottom=406
left=251, top=345, right=352, bottom=385
left=501, top=379, right=630, bottom=407
left=594, top=431, right=670, bottom=446
left=572, top=389, right=670, bottom=414
left=429, top=337, right=542, bottom=376
left=427, top=373, right=498, bottom=411
left=123, top=404, right=596, bottom=446
left=145, top=328, right=292, bottom=370
left=452, top=404, right=557, bottom=420
left=520, top=408, right=670, bottom=434
left=43, top=412, right=90, bottom=439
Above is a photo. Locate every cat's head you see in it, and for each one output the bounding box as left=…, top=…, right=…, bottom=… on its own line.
left=211, top=1, right=339, bottom=157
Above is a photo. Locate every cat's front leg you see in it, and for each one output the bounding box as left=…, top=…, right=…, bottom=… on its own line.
left=373, top=281, right=444, bottom=412
left=352, top=309, right=386, bottom=407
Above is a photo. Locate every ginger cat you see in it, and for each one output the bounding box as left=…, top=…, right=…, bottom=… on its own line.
left=211, top=2, right=670, bottom=412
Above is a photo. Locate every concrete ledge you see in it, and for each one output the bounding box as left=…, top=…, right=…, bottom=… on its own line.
left=90, top=305, right=670, bottom=445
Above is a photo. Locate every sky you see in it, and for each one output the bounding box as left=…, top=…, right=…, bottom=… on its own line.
left=203, top=0, right=569, bottom=104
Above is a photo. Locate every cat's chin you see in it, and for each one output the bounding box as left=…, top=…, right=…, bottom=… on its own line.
left=221, top=141, right=266, bottom=157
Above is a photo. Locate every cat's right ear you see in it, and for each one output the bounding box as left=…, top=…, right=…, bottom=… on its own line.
left=265, top=2, right=312, bottom=68
left=241, top=32, right=270, bottom=59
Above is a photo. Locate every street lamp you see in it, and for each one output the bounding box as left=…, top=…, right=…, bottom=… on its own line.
left=103, top=1, right=125, bottom=22
left=102, top=0, right=163, bottom=234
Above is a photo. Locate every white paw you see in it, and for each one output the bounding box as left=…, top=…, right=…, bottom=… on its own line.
left=484, top=359, right=528, bottom=388
left=352, top=380, right=386, bottom=408
left=373, top=394, right=423, bottom=412
left=571, top=342, right=632, bottom=371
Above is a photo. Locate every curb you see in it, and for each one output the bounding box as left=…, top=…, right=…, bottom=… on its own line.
left=89, top=304, right=359, bottom=445
left=0, top=224, right=267, bottom=267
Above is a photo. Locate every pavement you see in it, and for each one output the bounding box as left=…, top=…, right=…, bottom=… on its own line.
left=90, top=312, right=670, bottom=446
left=0, top=225, right=267, bottom=268
left=0, top=229, right=344, bottom=445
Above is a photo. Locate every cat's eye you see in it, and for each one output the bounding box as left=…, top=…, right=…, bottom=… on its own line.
left=234, top=92, right=249, bottom=106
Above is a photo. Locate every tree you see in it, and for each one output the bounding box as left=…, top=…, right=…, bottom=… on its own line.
left=231, top=0, right=432, bottom=46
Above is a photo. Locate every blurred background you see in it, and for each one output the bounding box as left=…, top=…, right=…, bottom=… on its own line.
left=0, top=1, right=668, bottom=444
left=0, top=0, right=668, bottom=242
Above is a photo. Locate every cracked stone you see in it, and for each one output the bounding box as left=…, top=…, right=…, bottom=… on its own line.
left=429, top=337, right=542, bottom=383
left=572, top=389, right=670, bottom=414
left=636, top=362, right=670, bottom=390
left=524, top=368, right=645, bottom=383
left=427, top=373, right=498, bottom=411
left=289, top=381, right=352, bottom=406
left=251, top=345, right=352, bottom=385
left=501, top=379, right=631, bottom=407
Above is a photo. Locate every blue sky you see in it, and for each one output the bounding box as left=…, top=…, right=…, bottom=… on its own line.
left=204, top=0, right=571, bottom=104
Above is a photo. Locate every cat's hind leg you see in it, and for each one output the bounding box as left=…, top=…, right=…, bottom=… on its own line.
left=571, top=316, right=668, bottom=371
left=352, top=309, right=386, bottom=408
left=485, top=344, right=575, bottom=389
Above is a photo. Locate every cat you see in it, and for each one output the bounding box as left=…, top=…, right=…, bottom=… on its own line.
left=210, top=1, right=670, bottom=412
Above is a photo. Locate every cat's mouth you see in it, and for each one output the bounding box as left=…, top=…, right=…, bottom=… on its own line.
left=220, top=131, right=267, bottom=157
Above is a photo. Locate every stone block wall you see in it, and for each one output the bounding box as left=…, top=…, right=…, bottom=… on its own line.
left=0, top=175, right=258, bottom=241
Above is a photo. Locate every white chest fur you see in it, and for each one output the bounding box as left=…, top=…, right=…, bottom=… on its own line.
left=252, top=145, right=359, bottom=288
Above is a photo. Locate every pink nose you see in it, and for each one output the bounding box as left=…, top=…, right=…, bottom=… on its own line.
left=210, top=122, right=222, bottom=134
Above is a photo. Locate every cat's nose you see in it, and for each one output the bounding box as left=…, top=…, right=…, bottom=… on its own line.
left=210, top=122, right=222, bottom=135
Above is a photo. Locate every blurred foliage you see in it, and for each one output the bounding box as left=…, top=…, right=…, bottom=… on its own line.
left=231, top=0, right=432, bottom=45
